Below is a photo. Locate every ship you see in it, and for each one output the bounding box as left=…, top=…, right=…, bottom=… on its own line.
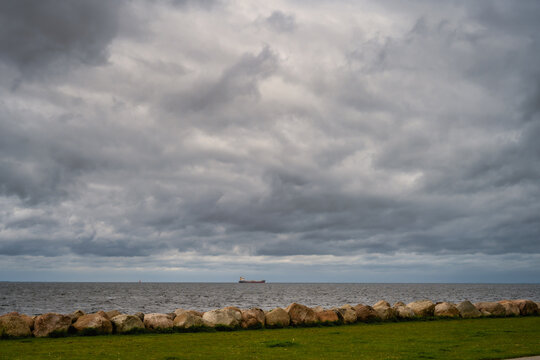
left=238, top=277, right=266, bottom=283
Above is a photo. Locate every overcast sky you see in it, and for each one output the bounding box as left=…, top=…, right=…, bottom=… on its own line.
left=1, top=0, right=539, bottom=282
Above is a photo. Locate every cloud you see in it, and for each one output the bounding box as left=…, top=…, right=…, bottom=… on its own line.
left=0, top=0, right=122, bottom=81
left=0, top=0, right=539, bottom=281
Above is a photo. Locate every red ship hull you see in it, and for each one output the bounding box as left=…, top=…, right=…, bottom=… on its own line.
left=238, top=280, right=266, bottom=283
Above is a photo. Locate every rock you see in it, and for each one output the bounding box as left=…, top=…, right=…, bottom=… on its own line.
left=173, top=312, right=205, bottom=329
left=166, top=313, right=176, bottom=321
left=174, top=309, right=203, bottom=317
left=434, top=302, right=460, bottom=318
left=285, top=303, right=318, bottom=326
left=70, top=310, right=85, bottom=323
left=0, top=313, right=32, bottom=337
left=105, top=310, right=122, bottom=319
left=73, top=313, right=113, bottom=335
left=143, top=313, right=174, bottom=331
left=134, top=312, right=145, bottom=321
left=333, top=304, right=358, bottom=324
left=497, top=301, right=520, bottom=316
left=393, top=304, right=415, bottom=319
left=407, top=300, right=435, bottom=317
left=33, top=313, right=71, bottom=337
left=373, top=300, right=396, bottom=320
left=4, top=312, right=34, bottom=330
left=202, top=308, right=242, bottom=328
left=240, top=308, right=265, bottom=329
left=353, top=304, right=381, bottom=322
left=456, top=301, right=482, bottom=318
left=512, top=300, right=539, bottom=316
left=315, top=309, right=339, bottom=323
left=475, top=302, right=506, bottom=317
left=312, top=306, right=325, bottom=313
left=264, top=308, right=290, bottom=328
left=110, top=314, right=145, bottom=333
left=96, top=310, right=109, bottom=319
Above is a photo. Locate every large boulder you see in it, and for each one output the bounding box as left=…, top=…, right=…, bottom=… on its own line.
left=105, top=310, right=122, bottom=319
left=174, top=308, right=203, bottom=317
left=285, top=303, right=318, bottom=326
left=111, top=314, right=145, bottom=334
left=73, top=313, right=113, bottom=335
left=264, top=308, right=290, bottom=328
left=434, top=302, right=460, bottom=318
left=69, top=310, right=85, bottom=324
left=456, top=301, right=481, bottom=318
left=202, top=308, right=242, bottom=328
left=315, top=309, right=339, bottom=323
left=512, top=300, right=538, bottom=316
left=33, top=313, right=71, bottom=337
left=475, top=302, right=506, bottom=317
left=393, top=304, right=415, bottom=319
left=173, top=312, right=205, bottom=329
left=333, top=304, right=358, bottom=324
left=134, top=312, right=145, bottom=321
left=3, top=312, right=33, bottom=330
left=497, top=301, right=520, bottom=316
left=353, top=304, right=380, bottom=322
left=241, top=308, right=265, bottom=329
left=143, top=313, right=174, bottom=330
left=0, top=313, right=32, bottom=337
left=407, top=300, right=435, bottom=317
left=373, top=300, right=396, bottom=320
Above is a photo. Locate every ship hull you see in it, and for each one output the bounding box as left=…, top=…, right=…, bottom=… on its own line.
left=238, top=280, right=266, bottom=283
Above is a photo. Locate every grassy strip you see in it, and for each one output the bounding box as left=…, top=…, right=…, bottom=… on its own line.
left=0, top=317, right=539, bottom=360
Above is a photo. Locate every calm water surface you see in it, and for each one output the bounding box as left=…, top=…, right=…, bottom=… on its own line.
left=1, top=282, right=539, bottom=315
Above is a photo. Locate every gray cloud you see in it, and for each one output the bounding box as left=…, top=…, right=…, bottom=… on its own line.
left=0, top=0, right=539, bottom=281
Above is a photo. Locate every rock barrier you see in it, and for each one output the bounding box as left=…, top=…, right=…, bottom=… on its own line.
left=1, top=299, right=538, bottom=338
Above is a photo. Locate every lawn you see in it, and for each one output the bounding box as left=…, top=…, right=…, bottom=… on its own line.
left=1, top=317, right=539, bottom=360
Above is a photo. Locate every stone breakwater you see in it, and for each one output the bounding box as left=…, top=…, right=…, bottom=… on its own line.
left=1, top=299, right=539, bottom=338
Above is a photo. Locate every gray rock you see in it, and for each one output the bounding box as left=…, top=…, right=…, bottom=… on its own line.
left=202, top=308, right=242, bottom=328
left=111, top=314, right=145, bottom=333
left=33, top=313, right=71, bottom=337
left=264, top=308, right=290, bottom=328
left=456, top=301, right=481, bottom=318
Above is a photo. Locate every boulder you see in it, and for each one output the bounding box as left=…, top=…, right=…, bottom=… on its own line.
left=264, top=308, right=290, bottom=328
left=96, top=310, right=110, bottom=319
left=202, top=308, right=242, bottom=328
left=373, top=300, right=396, bottom=320
left=134, top=312, right=145, bottom=321
left=105, top=310, right=122, bottom=319
left=111, top=314, right=145, bottom=334
left=407, top=300, right=435, bottom=317
left=315, top=309, right=339, bottom=323
left=353, top=304, right=381, bottom=322
left=393, top=304, right=415, bottom=319
left=0, top=313, right=32, bottom=337
left=332, top=304, right=357, bottom=324
left=497, top=301, right=520, bottom=316
left=3, top=312, right=34, bottom=330
left=241, top=308, right=265, bottom=329
left=174, top=308, right=203, bottom=317
left=434, top=302, right=460, bottom=318
left=475, top=302, right=506, bottom=317
left=166, top=313, right=176, bottom=321
left=512, top=300, right=539, bottom=316
left=143, top=313, right=174, bottom=331
left=69, top=310, right=85, bottom=323
left=73, top=313, right=113, bottom=334
left=456, top=301, right=481, bottom=318
left=285, top=303, right=318, bottom=326
left=173, top=312, right=205, bottom=329
left=33, top=313, right=71, bottom=337
left=312, top=306, right=325, bottom=313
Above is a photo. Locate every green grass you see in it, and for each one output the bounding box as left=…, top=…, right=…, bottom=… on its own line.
left=1, top=317, right=539, bottom=360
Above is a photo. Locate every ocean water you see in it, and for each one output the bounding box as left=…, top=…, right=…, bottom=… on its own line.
left=1, top=282, right=539, bottom=316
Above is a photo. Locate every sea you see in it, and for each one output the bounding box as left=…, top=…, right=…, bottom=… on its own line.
left=1, top=282, right=539, bottom=316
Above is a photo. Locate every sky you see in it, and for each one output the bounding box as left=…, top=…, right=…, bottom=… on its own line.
left=0, top=0, right=539, bottom=283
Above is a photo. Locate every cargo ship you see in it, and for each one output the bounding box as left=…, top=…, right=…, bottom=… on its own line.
left=238, top=277, right=266, bottom=283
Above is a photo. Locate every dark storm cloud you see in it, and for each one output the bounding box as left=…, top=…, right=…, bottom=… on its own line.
left=0, top=0, right=539, bottom=281
left=0, top=0, right=122, bottom=79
